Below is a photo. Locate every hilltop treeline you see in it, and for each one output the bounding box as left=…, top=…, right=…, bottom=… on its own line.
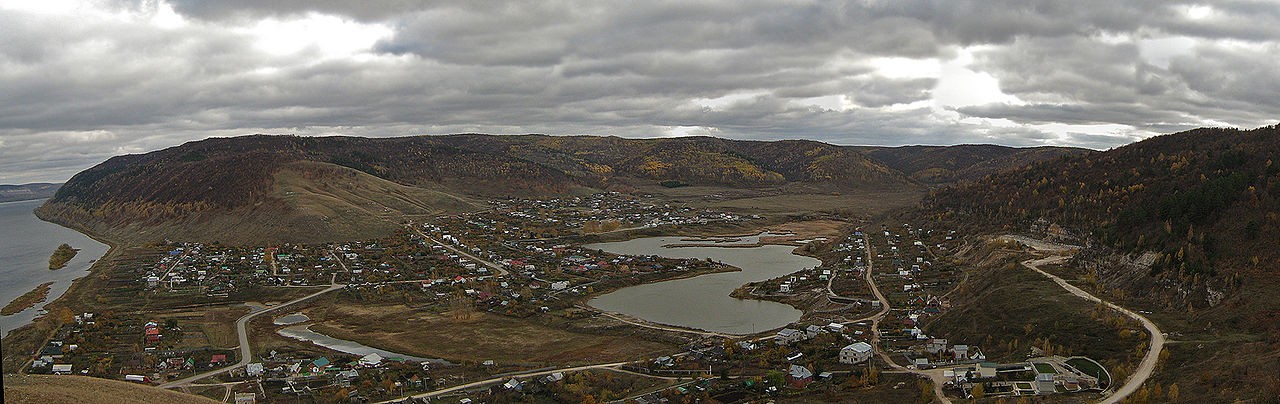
left=919, top=125, right=1280, bottom=401
left=925, top=125, right=1280, bottom=279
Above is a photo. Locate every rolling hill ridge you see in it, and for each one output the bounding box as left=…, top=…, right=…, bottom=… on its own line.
left=38, top=134, right=1082, bottom=245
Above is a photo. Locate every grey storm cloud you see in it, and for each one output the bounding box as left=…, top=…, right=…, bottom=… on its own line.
left=1, top=0, right=1278, bottom=183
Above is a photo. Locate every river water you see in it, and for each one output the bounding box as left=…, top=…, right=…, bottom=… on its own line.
left=0, top=199, right=110, bottom=337
left=586, top=235, right=819, bottom=335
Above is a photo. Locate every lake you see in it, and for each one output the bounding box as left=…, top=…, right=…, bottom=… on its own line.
left=0, top=199, right=110, bottom=337
left=586, top=235, right=820, bottom=335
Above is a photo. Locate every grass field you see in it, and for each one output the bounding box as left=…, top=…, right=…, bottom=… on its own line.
left=3, top=374, right=220, bottom=404
left=1066, top=357, right=1108, bottom=386
left=776, top=372, right=929, bottom=403
left=922, top=245, right=1145, bottom=369
left=1033, top=362, right=1056, bottom=374
left=295, top=300, right=678, bottom=366
left=155, top=305, right=249, bottom=349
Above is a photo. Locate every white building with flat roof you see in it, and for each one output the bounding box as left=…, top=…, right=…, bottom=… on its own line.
left=840, top=342, right=874, bottom=364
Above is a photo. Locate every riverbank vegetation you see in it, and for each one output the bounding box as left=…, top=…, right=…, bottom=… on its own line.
left=47, top=243, right=77, bottom=270
left=1, top=282, right=54, bottom=316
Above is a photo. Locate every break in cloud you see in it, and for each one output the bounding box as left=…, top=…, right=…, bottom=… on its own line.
left=1, top=0, right=1277, bottom=183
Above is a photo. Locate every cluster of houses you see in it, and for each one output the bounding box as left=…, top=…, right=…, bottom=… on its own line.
left=28, top=313, right=94, bottom=375
left=943, top=356, right=1104, bottom=398
left=30, top=339, right=77, bottom=375
left=481, top=193, right=749, bottom=240
left=908, top=338, right=987, bottom=369
left=774, top=323, right=836, bottom=345
left=774, top=323, right=875, bottom=366
left=491, top=371, right=565, bottom=394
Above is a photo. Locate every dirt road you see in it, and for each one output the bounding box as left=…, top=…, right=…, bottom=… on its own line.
left=1020, top=255, right=1164, bottom=404
left=858, top=233, right=952, bottom=404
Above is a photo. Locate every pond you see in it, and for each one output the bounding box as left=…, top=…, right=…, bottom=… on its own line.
left=586, top=234, right=820, bottom=335
left=273, top=313, right=310, bottom=326
left=277, top=325, right=450, bottom=364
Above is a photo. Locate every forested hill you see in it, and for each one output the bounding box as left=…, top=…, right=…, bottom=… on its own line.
left=924, top=125, right=1280, bottom=278
left=860, top=144, right=1093, bottom=184
left=919, top=124, right=1280, bottom=401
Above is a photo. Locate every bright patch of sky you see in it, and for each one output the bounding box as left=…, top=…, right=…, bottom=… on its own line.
left=1138, top=37, right=1197, bottom=69
left=933, top=48, right=1020, bottom=108
left=244, top=13, right=393, bottom=59
left=693, top=91, right=771, bottom=110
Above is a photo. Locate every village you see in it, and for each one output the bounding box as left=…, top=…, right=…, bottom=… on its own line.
left=21, top=192, right=1112, bottom=403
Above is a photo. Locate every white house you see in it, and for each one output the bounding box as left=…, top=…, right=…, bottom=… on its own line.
left=502, top=378, right=522, bottom=391
left=359, top=353, right=384, bottom=366
left=246, top=363, right=264, bottom=377
left=953, top=344, right=970, bottom=360
left=804, top=324, right=823, bottom=338
left=839, top=342, right=874, bottom=364
left=775, top=328, right=805, bottom=345
left=926, top=338, right=948, bottom=354
left=970, top=347, right=986, bottom=361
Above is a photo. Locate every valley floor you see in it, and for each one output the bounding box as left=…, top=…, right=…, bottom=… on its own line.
left=3, top=189, right=1179, bottom=403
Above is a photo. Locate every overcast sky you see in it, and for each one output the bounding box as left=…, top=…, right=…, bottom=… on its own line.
left=2, top=1, right=1278, bottom=183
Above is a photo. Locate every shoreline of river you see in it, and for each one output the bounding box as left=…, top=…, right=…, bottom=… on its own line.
left=0, top=199, right=113, bottom=338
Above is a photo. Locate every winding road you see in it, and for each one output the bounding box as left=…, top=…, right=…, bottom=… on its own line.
left=1019, top=254, right=1164, bottom=404
left=160, top=281, right=344, bottom=389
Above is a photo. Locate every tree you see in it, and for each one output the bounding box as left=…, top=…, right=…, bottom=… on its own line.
left=53, top=307, right=75, bottom=325
left=1167, top=383, right=1179, bottom=402
left=917, top=379, right=935, bottom=403
left=449, top=294, right=474, bottom=321
left=765, top=370, right=785, bottom=387
left=972, top=383, right=986, bottom=399
left=1134, top=385, right=1150, bottom=403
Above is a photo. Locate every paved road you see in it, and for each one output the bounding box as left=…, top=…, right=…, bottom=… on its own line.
left=159, top=283, right=344, bottom=388
left=1020, top=255, right=1164, bottom=404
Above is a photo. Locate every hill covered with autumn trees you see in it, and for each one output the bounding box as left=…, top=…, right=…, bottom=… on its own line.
left=918, top=124, right=1280, bottom=401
